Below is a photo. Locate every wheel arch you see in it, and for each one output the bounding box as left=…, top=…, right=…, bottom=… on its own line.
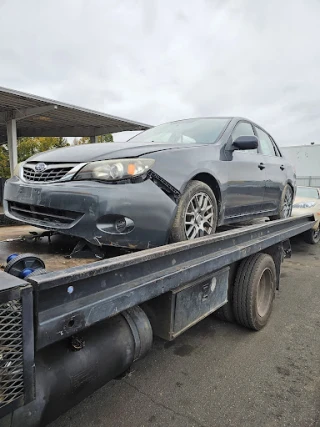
left=286, top=180, right=296, bottom=196
left=189, top=172, right=222, bottom=212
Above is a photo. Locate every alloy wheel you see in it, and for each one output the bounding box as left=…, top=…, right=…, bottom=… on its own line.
left=184, top=192, right=215, bottom=239
left=282, top=188, right=293, bottom=218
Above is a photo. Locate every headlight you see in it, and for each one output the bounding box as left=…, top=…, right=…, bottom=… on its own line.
left=293, top=201, right=316, bottom=208
left=13, top=162, right=24, bottom=177
left=73, top=158, right=155, bottom=182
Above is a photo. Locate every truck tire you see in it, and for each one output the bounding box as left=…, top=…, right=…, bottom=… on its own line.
left=269, top=184, right=293, bottom=220
left=233, top=253, right=276, bottom=331
left=214, top=262, right=239, bottom=323
left=303, top=227, right=320, bottom=245
left=170, top=180, right=218, bottom=243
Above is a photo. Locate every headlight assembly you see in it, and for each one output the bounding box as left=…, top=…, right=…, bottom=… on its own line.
left=74, top=158, right=155, bottom=182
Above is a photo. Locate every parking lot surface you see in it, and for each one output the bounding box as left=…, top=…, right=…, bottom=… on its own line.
left=48, top=237, right=320, bottom=427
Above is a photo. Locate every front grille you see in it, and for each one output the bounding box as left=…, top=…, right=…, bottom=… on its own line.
left=9, top=201, right=82, bottom=227
left=0, top=300, right=24, bottom=409
left=23, top=163, right=76, bottom=183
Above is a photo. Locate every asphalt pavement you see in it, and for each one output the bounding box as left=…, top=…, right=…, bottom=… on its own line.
left=50, top=236, right=320, bottom=427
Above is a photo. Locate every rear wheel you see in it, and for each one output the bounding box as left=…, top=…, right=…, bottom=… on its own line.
left=270, top=184, right=293, bottom=220
left=233, top=253, right=276, bottom=330
left=304, top=227, right=320, bottom=245
left=170, top=181, right=218, bottom=243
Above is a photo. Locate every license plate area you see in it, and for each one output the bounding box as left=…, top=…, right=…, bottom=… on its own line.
left=18, top=185, right=41, bottom=202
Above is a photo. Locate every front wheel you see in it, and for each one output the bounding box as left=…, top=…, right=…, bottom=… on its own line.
left=169, top=180, right=218, bottom=243
left=269, top=184, right=293, bottom=220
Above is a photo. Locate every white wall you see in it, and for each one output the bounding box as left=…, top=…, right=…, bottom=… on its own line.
left=281, top=145, right=320, bottom=177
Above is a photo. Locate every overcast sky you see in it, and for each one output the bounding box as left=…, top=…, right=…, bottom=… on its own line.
left=0, top=0, right=319, bottom=146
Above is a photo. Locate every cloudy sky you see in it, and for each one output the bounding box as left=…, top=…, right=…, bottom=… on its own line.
left=0, top=0, right=319, bottom=146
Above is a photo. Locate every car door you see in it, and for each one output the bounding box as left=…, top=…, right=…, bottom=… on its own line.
left=254, top=126, right=287, bottom=211
left=224, top=121, right=267, bottom=219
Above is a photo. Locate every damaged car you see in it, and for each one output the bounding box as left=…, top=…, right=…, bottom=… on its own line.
left=4, top=117, right=296, bottom=249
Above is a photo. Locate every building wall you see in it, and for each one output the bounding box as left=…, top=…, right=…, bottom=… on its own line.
left=281, top=145, right=320, bottom=177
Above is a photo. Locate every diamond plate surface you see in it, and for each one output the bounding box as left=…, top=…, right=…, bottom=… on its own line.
left=0, top=300, right=24, bottom=408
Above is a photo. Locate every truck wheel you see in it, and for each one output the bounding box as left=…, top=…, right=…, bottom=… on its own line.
left=214, top=262, right=239, bottom=323
left=269, top=184, right=293, bottom=220
left=170, top=180, right=218, bottom=243
left=233, top=253, right=276, bottom=331
left=303, top=227, right=320, bottom=245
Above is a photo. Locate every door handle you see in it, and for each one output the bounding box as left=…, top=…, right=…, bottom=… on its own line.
left=280, top=165, right=285, bottom=170
left=258, top=163, right=265, bottom=170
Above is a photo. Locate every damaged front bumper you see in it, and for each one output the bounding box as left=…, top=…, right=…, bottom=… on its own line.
left=3, top=177, right=177, bottom=249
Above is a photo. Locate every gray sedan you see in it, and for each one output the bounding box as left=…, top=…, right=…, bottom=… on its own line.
left=4, top=117, right=296, bottom=249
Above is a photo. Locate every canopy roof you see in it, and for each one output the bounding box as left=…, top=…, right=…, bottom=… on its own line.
left=0, top=86, right=151, bottom=144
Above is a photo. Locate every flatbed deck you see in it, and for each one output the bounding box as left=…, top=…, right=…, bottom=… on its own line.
left=0, top=225, right=129, bottom=271
left=0, top=218, right=273, bottom=271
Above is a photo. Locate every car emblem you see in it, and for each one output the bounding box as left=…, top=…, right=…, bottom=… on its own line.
left=34, top=162, right=47, bottom=173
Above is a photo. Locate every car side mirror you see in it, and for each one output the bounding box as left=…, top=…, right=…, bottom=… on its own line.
left=232, top=135, right=258, bottom=150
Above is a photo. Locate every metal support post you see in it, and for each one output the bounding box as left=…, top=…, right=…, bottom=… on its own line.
left=90, top=136, right=99, bottom=143
left=6, top=119, right=18, bottom=176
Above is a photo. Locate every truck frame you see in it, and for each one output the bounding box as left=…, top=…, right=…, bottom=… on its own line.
left=0, top=215, right=315, bottom=427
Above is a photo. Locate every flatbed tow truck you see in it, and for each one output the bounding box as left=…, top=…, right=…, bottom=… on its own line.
left=0, top=215, right=316, bottom=427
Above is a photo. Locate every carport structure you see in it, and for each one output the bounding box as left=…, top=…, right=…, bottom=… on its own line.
left=0, top=86, right=151, bottom=175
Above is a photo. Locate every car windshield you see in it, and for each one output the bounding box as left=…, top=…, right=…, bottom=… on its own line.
left=128, top=118, right=230, bottom=144
left=296, top=187, right=319, bottom=199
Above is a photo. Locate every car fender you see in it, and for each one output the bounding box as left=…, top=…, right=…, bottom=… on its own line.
left=148, top=145, right=227, bottom=194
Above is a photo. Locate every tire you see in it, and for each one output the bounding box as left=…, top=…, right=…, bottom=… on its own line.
left=303, top=227, right=320, bottom=245
left=233, top=253, right=276, bottom=331
left=269, top=184, right=293, bottom=220
left=169, top=180, right=218, bottom=243
left=26, top=268, right=48, bottom=277
left=4, top=253, right=46, bottom=277
left=214, top=262, right=239, bottom=323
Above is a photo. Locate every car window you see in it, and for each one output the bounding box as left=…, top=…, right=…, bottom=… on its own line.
left=232, top=122, right=254, bottom=140
left=256, top=127, right=276, bottom=156
left=128, top=118, right=230, bottom=144
left=232, top=122, right=257, bottom=153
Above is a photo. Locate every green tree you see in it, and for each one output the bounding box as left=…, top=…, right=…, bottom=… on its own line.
left=0, top=146, right=10, bottom=178
left=78, top=134, right=113, bottom=144
left=57, top=137, right=68, bottom=147
left=0, top=136, right=71, bottom=178
left=18, top=137, right=40, bottom=162
left=17, top=137, right=69, bottom=163
left=38, top=137, right=69, bottom=151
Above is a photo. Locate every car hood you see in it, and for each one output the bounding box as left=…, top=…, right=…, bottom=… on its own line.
left=26, top=142, right=199, bottom=163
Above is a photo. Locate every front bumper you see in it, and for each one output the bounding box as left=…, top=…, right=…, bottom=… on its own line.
left=4, top=177, right=177, bottom=249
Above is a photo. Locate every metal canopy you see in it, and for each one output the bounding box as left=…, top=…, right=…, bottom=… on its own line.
left=0, top=86, right=151, bottom=175
left=0, top=86, right=151, bottom=142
